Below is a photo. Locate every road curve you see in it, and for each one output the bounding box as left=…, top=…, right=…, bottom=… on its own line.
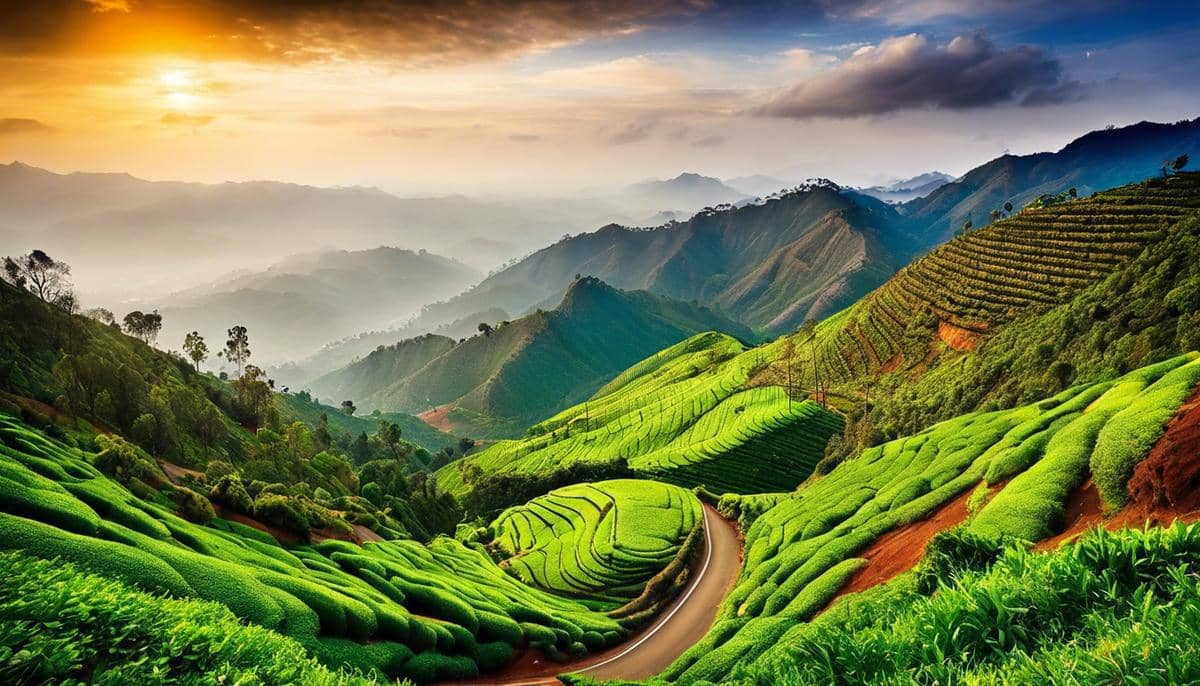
left=463, top=503, right=743, bottom=686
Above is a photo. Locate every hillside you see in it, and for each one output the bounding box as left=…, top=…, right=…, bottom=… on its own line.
left=902, top=118, right=1200, bottom=245
left=788, top=172, right=1200, bottom=409
left=435, top=332, right=844, bottom=502
left=309, top=277, right=756, bottom=438
left=418, top=180, right=903, bottom=336
left=153, top=247, right=480, bottom=365
left=408, top=119, right=1200, bottom=341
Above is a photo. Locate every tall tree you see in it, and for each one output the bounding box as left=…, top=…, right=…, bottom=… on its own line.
left=122, top=310, right=163, bottom=345
left=379, top=421, right=404, bottom=465
left=2, top=250, right=71, bottom=304
left=223, top=325, right=250, bottom=377
left=182, top=331, right=208, bottom=371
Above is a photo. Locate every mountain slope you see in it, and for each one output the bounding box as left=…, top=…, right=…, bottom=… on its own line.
left=902, top=118, right=1200, bottom=245
left=418, top=181, right=903, bottom=336
left=153, top=247, right=479, bottom=365
left=309, top=278, right=756, bottom=438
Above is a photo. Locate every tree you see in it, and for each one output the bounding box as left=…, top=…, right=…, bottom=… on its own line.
left=340, top=399, right=356, bottom=416
left=222, top=325, right=250, bottom=377
left=1004, top=201, right=1013, bottom=214
left=477, top=322, right=493, bottom=336
left=1068, top=187, right=1078, bottom=199
left=379, top=419, right=403, bottom=462
left=122, top=310, right=163, bottom=345
left=1173, top=154, right=1190, bottom=173
left=182, top=331, right=208, bottom=371
left=84, top=308, right=115, bottom=326
left=2, top=250, right=71, bottom=303
left=962, top=219, right=973, bottom=233
left=233, top=365, right=272, bottom=428
left=458, top=437, right=476, bottom=455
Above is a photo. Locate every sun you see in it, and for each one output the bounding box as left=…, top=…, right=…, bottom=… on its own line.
left=160, top=69, right=199, bottom=108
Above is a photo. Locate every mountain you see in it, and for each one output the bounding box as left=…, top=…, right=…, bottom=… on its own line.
left=901, top=118, right=1200, bottom=245
left=857, top=171, right=954, bottom=202
left=151, top=247, right=481, bottom=366
left=623, top=172, right=750, bottom=214
left=307, top=277, right=755, bottom=438
left=415, top=180, right=904, bottom=337
left=400, top=119, right=1200, bottom=343
left=0, top=162, right=612, bottom=305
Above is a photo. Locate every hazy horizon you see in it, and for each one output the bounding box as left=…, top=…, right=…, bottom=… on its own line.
left=3, top=1, right=1199, bottom=196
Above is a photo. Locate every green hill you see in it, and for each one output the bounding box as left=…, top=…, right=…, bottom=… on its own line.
left=311, top=277, right=756, bottom=438
left=436, top=331, right=844, bottom=502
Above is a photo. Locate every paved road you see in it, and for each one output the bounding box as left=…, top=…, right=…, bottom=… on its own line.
left=468, top=503, right=743, bottom=685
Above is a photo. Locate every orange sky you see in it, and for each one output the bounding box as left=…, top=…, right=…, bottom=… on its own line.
left=2, top=1, right=1197, bottom=194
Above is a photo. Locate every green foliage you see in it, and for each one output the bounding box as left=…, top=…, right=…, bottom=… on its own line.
left=174, top=486, right=215, bottom=524
left=741, top=523, right=1200, bottom=685
left=0, top=552, right=380, bottom=685
left=492, top=479, right=701, bottom=604
left=439, top=332, right=843, bottom=499
left=0, top=414, right=626, bottom=683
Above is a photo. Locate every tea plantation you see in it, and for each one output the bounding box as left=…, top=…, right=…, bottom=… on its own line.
left=492, top=479, right=702, bottom=603
left=437, top=332, right=844, bottom=497
left=0, top=413, right=631, bottom=683
left=651, top=353, right=1200, bottom=683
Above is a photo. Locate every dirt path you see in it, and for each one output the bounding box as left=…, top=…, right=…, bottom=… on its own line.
left=451, top=504, right=742, bottom=686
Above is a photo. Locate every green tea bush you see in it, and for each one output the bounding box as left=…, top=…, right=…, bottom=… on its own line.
left=173, top=486, right=215, bottom=524
left=0, top=551, right=379, bottom=685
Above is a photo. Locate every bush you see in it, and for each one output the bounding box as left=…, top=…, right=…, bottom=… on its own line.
left=93, top=434, right=163, bottom=487
left=914, top=527, right=1003, bottom=594
left=209, top=474, right=253, bottom=514
left=254, top=493, right=311, bottom=537
left=174, top=486, right=215, bottom=524
left=204, top=460, right=236, bottom=483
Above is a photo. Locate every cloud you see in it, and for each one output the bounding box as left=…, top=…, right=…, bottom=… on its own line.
left=161, top=112, right=214, bottom=126
left=757, top=32, right=1078, bottom=119
left=509, top=133, right=541, bottom=142
left=0, top=1, right=713, bottom=66
left=607, top=121, right=656, bottom=145
left=692, top=134, right=725, bottom=148
left=0, top=118, right=55, bottom=136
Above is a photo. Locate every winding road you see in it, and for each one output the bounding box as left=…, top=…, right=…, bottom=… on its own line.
left=460, top=503, right=743, bottom=685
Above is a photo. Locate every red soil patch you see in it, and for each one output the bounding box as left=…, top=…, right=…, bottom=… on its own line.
left=878, top=352, right=904, bottom=375
left=937, top=319, right=985, bottom=352
left=831, top=485, right=977, bottom=601
left=1037, top=387, right=1200, bottom=551
left=419, top=405, right=458, bottom=433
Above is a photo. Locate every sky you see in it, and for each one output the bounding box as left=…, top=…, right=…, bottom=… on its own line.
left=2, top=0, right=1199, bottom=195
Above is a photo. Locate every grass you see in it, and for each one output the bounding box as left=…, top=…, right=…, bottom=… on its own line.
left=437, top=332, right=843, bottom=497
left=0, top=413, right=628, bottom=683
left=491, top=479, right=701, bottom=604
left=651, top=354, right=1200, bottom=683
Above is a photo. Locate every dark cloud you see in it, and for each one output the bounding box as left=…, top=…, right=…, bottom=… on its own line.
left=161, top=113, right=215, bottom=126
left=607, top=121, right=656, bottom=145
left=758, top=31, right=1079, bottom=119
left=0, top=118, right=55, bottom=135
left=0, top=1, right=712, bottom=65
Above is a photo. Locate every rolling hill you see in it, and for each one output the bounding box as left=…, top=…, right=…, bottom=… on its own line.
left=307, top=277, right=755, bottom=438
left=152, top=247, right=480, bottom=366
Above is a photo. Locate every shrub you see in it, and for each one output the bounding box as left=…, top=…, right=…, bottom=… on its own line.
left=209, top=474, right=253, bottom=514
left=254, top=494, right=311, bottom=537
left=204, top=460, right=236, bottom=483
left=173, top=486, right=215, bottom=524
left=914, top=527, right=1003, bottom=594
left=93, top=434, right=163, bottom=488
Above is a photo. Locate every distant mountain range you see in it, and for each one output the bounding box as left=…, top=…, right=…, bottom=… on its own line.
left=304, top=277, right=754, bottom=438
left=394, top=118, right=1200, bottom=340
left=622, top=173, right=750, bottom=215
left=857, top=172, right=954, bottom=203
left=152, top=247, right=481, bottom=365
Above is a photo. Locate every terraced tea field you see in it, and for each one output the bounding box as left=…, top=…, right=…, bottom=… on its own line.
left=657, top=353, right=1200, bottom=683
left=492, top=480, right=702, bottom=603
left=437, top=332, right=843, bottom=496
left=806, top=173, right=1200, bottom=385
left=0, top=414, right=630, bottom=683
